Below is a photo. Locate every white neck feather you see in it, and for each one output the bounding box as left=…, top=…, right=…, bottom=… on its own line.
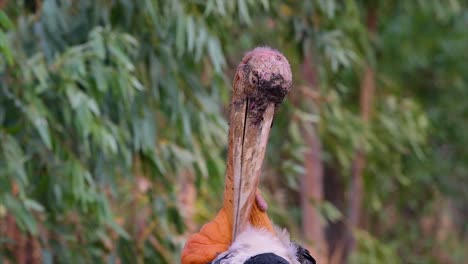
left=212, top=225, right=300, bottom=264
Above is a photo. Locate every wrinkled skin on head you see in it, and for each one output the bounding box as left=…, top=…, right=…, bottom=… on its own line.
left=232, top=47, right=292, bottom=124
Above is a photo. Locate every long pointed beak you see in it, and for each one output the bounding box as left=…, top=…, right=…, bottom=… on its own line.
left=228, top=98, right=275, bottom=239
left=223, top=47, right=292, bottom=241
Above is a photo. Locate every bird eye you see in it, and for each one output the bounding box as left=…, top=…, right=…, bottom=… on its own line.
left=250, top=71, right=259, bottom=86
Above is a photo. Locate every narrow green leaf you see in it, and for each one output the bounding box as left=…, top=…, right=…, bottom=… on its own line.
left=186, top=16, right=195, bottom=52
left=109, top=45, right=135, bottom=71
left=24, top=199, right=45, bottom=212
left=0, top=31, right=13, bottom=65
left=92, top=62, right=107, bottom=92
left=237, top=0, right=251, bottom=24
left=0, top=11, right=13, bottom=29
left=130, top=76, right=144, bottom=91
left=26, top=105, right=52, bottom=149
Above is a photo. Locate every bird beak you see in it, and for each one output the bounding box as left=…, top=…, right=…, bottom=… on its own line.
left=228, top=94, right=275, bottom=240
left=223, top=48, right=292, bottom=241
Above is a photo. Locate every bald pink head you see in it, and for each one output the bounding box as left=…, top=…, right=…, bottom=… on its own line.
left=240, top=47, right=292, bottom=88
left=233, top=47, right=292, bottom=113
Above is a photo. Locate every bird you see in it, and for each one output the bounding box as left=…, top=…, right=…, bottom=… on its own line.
left=181, top=47, right=316, bottom=264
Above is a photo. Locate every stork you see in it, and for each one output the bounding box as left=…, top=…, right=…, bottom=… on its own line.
left=182, top=47, right=316, bottom=264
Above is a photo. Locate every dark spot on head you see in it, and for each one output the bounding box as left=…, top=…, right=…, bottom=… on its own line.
left=257, top=73, right=291, bottom=106
left=246, top=73, right=291, bottom=124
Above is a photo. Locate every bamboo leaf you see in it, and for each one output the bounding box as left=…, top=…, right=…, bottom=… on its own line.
left=26, top=105, right=52, bottom=149
left=0, top=11, right=13, bottom=30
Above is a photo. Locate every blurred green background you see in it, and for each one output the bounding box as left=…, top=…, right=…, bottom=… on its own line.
left=0, top=1, right=467, bottom=263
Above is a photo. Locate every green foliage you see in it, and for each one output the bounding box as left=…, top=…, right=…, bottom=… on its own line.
left=350, top=230, right=400, bottom=264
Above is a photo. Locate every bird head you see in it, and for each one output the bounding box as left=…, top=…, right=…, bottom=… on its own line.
left=232, top=47, right=292, bottom=117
